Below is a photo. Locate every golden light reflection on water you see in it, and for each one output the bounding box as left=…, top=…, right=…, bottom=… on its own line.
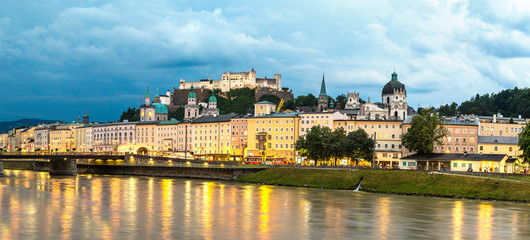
left=2, top=170, right=530, bottom=239
left=202, top=182, right=214, bottom=240
left=110, top=177, right=122, bottom=232
left=242, top=185, right=254, bottom=236
left=377, top=197, right=390, bottom=240
left=478, top=203, right=493, bottom=240
left=161, top=179, right=174, bottom=238
left=184, top=180, right=192, bottom=233
left=452, top=201, right=463, bottom=240
left=258, top=185, right=272, bottom=235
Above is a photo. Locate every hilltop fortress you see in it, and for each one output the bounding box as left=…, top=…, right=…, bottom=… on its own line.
left=178, top=68, right=281, bottom=92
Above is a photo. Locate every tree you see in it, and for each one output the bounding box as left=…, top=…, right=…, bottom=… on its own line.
left=518, top=122, right=530, bottom=163
left=295, top=125, right=332, bottom=165
left=336, top=94, right=347, bottom=109
left=328, top=127, right=347, bottom=166
left=294, top=94, right=318, bottom=107
left=258, top=94, right=281, bottom=105
left=402, top=108, right=448, bottom=154
left=120, top=107, right=140, bottom=122
left=168, top=107, right=185, bottom=121
left=344, top=128, right=375, bottom=165
left=282, top=100, right=295, bottom=111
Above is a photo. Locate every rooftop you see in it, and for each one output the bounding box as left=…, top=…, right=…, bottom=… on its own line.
left=477, top=136, right=519, bottom=145
left=193, top=113, right=240, bottom=124
left=252, top=112, right=300, bottom=118
left=401, top=153, right=507, bottom=162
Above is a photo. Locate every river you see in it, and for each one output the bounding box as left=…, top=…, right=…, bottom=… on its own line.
left=0, top=170, right=528, bottom=239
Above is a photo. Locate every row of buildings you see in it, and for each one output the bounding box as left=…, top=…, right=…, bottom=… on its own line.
left=1, top=71, right=528, bottom=172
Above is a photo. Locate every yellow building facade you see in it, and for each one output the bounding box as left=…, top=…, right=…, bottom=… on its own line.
left=254, top=101, right=277, bottom=116
left=135, top=122, right=159, bottom=153
left=192, top=114, right=236, bottom=160
left=479, top=122, right=524, bottom=137
left=156, top=120, right=180, bottom=152
left=247, top=112, right=300, bottom=162
left=335, top=120, right=402, bottom=166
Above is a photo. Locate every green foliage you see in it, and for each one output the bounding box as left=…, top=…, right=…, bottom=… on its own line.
left=402, top=108, right=448, bottom=154
left=120, top=107, right=140, bottom=122
left=336, top=94, right=347, bottom=109
left=344, top=128, right=375, bottom=164
left=282, top=100, right=295, bottom=111
left=168, top=107, right=185, bottom=121
left=237, top=168, right=530, bottom=202
left=258, top=94, right=281, bottom=105
left=439, top=87, right=530, bottom=117
left=217, top=87, right=255, bottom=115
left=294, top=93, right=318, bottom=107
left=438, top=102, right=458, bottom=116
left=295, top=126, right=374, bottom=166
left=518, top=122, right=530, bottom=163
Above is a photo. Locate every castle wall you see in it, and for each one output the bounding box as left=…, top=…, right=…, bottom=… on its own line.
left=255, top=88, right=294, bottom=102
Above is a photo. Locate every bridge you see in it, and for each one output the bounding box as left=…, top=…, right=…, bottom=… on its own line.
left=0, top=153, right=125, bottom=175
left=0, top=153, right=267, bottom=179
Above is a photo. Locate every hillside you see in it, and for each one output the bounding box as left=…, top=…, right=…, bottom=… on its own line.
left=438, top=87, right=530, bottom=118
left=0, top=119, right=60, bottom=133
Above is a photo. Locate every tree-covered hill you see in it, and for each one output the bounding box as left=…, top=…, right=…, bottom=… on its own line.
left=438, top=87, right=530, bottom=118
left=0, top=119, right=60, bottom=133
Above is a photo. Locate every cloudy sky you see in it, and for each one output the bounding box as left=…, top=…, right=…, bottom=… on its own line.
left=1, top=0, right=529, bottom=122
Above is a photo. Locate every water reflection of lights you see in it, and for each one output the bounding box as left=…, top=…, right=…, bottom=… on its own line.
left=258, top=185, right=272, bottom=235
left=161, top=179, right=174, bottom=238
left=478, top=203, right=493, bottom=240
left=202, top=182, right=214, bottom=239
left=452, top=201, right=463, bottom=240
left=184, top=180, right=192, bottom=235
left=377, top=197, right=390, bottom=240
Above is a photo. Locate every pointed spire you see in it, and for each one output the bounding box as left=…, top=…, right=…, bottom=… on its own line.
left=145, top=84, right=150, bottom=97
left=319, top=70, right=327, bottom=96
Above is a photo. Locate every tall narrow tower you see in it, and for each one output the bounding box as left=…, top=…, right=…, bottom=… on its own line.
left=184, top=85, right=200, bottom=121
left=318, top=72, right=328, bottom=112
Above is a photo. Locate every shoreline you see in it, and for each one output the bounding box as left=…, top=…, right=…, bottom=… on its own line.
left=235, top=167, right=530, bottom=203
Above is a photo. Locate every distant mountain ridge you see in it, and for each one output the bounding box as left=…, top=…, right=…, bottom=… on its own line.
left=0, top=119, right=60, bottom=133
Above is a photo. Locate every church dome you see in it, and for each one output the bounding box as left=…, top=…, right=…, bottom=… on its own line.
left=188, top=85, right=197, bottom=99
left=382, top=71, right=406, bottom=95
left=208, top=90, right=217, bottom=103
left=153, top=102, right=168, bottom=114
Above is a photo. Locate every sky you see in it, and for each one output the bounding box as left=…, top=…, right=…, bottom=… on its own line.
left=1, top=0, right=530, bottom=122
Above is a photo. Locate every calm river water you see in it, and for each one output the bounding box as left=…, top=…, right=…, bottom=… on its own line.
left=1, top=170, right=529, bottom=239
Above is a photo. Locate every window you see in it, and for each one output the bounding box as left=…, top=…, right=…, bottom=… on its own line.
left=494, top=146, right=498, bottom=151
left=479, top=146, right=483, bottom=151
left=453, top=163, right=457, bottom=168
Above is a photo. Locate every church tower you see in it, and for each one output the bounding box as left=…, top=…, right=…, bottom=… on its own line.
left=144, top=86, right=151, bottom=106
left=345, top=92, right=360, bottom=109
left=184, top=85, right=200, bottom=121
left=83, top=111, right=89, bottom=124
left=318, top=72, right=328, bottom=112
left=381, top=70, right=407, bottom=120
left=202, top=90, right=220, bottom=116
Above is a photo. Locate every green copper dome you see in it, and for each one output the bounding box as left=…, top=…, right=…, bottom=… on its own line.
left=382, top=71, right=406, bottom=95
left=208, top=90, right=217, bottom=103
left=188, top=85, right=197, bottom=99
left=153, top=102, right=168, bottom=114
